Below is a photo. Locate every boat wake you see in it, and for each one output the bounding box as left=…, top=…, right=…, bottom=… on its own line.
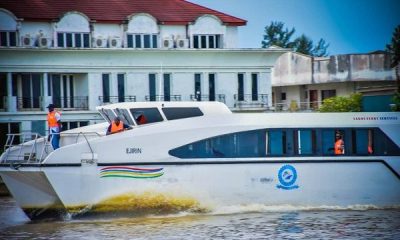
left=63, top=201, right=400, bottom=221
left=210, top=203, right=400, bottom=215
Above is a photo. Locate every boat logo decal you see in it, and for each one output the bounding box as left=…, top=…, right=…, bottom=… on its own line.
left=100, top=166, right=164, bottom=179
left=276, top=165, right=299, bottom=190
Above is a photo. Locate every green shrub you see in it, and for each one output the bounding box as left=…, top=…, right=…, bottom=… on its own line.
left=319, top=93, right=362, bottom=112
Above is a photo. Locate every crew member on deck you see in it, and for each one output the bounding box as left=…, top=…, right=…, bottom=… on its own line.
left=106, top=117, right=132, bottom=135
left=47, top=103, right=61, bottom=150
left=334, top=132, right=345, bottom=155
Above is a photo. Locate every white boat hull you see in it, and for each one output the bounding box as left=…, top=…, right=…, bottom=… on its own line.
left=2, top=159, right=399, bottom=218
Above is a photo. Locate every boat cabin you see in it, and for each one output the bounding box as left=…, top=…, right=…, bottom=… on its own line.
left=97, top=101, right=232, bottom=126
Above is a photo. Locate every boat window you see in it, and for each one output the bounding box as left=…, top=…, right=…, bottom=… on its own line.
left=100, top=108, right=116, bottom=123
left=266, top=129, right=286, bottom=155
left=162, top=107, right=204, bottom=120
left=170, top=127, right=400, bottom=159
left=169, top=129, right=266, bottom=158
left=321, top=129, right=335, bottom=155
left=115, top=108, right=135, bottom=125
left=130, top=108, right=163, bottom=125
left=369, top=128, right=399, bottom=156
left=352, top=129, right=373, bottom=155
left=294, top=129, right=316, bottom=155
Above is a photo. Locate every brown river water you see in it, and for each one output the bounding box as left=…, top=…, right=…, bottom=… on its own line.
left=1, top=197, right=400, bottom=239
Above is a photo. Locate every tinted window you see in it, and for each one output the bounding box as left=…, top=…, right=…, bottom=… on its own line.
left=115, top=108, right=134, bottom=125
left=267, top=129, right=286, bottom=155
left=75, top=33, right=82, bottom=47
left=162, top=107, right=203, bottom=120
left=144, top=35, right=150, bottom=48
left=352, top=129, right=370, bottom=155
left=57, top=33, right=64, bottom=47
left=321, top=129, right=335, bottom=155
left=295, top=129, right=316, bottom=155
left=127, top=35, right=133, bottom=48
left=130, top=108, right=163, bottom=125
left=169, top=130, right=266, bottom=159
left=100, top=109, right=116, bottom=123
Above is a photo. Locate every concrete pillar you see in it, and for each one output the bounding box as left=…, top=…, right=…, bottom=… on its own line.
left=6, top=72, right=17, bottom=112
left=41, top=73, right=52, bottom=110
left=203, top=72, right=209, bottom=100
left=88, top=73, right=102, bottom=110
left=158, top=73, right=163, bottom=101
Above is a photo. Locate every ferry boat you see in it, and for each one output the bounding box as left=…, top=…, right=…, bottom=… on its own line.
left=0, top=101, right=399, bottom=219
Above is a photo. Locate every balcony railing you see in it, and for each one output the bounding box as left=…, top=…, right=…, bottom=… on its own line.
left=98, top=96, right=136, bottom=105
left=145, top=95, right=182, bottom=101
left=234, top=94, right=268, bottom=109
left=271, top=101, right=322, bottom=112
left=190, top=94, right=226, bottom=103
left=53, top=96, right=89, bottom=110
left=17, top=97, right=41, bottom=110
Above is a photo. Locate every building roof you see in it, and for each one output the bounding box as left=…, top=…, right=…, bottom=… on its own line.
left=0, top=0, right=247, bottom=26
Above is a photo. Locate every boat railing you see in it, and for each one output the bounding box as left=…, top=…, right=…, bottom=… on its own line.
left=1, top=131, right=102, bottom=164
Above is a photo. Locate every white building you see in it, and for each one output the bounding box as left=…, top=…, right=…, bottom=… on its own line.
left=0, top=0, right=287, bottom=148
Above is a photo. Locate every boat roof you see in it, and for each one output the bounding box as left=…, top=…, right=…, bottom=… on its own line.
left=96, top=101, right=232, bottom=115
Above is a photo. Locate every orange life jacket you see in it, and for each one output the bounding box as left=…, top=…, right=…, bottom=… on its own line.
left=334, top=139, right=344, bottom=155
left=110, top=121, right=124, bottom=133
left=47, top=111, right=61, bottom=128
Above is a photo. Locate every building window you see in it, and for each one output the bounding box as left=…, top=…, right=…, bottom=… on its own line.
left=117, top=74, right=125, bottom=102
left=163, top=73, right=171, bottom=101
left=237, top=73, right=245, bottom=101
left=149, top=73, right=157, bottom=101
left=102, top=74, right=110, bottom=103
left=57, top=32, right=89, bottom=48
left=251, top=73, right=258, bottom=101
left=193, top=34, right=221, bottom=49
left=194, top=73, right=202, bottom=101
left=127, top=34, right=158, bottom=48
left=17, top=73, right=41, bottom=109
left=209, top=73, right=216, bottom=101
left=281, top=92, right=287, bottom=101
left=0, top=31, right=17, bottom=47
left=321, top=90, right=336, bottom=101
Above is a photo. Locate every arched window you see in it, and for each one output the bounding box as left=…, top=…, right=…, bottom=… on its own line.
left=56, top=12, right=90, bottom=48
left=126, top=13, right=159, bottom=48
left=0, top=9, right=18, bottom=47
left=190, top=15, right=225, bottom=49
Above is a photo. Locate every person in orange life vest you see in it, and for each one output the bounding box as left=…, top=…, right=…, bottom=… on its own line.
left=334, top=132, right=345, bottom=155
left=136, top=114, right=147, bottom=125
left=47, top=103, right=61, bottom=150
left=106, top=117, right=132, bottom=135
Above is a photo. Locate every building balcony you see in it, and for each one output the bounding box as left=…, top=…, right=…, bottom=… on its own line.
left=145, top=95, right=182, bottom=101
left=98, top=96, right=136, bottom=105
left=190, top=94, right=226, bottom=103
left=17, top=97, right=41, bottom=111
left=234, top=94, right=268, bottom=110
left=271, top=101, right=322, bottom=112
left=52, top=96, right=89, bottom=110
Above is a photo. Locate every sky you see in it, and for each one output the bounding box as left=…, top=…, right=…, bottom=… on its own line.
left=189, top=0, right=400, bottom=55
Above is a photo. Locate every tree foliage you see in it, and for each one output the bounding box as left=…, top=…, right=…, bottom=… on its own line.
left=319, top=93, right=362, bottom=112
left=386, top=25, right=400, bottom=93
left=261, top=21, right=329, bottom=57
left=261, top=21, right=295, bottom=49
